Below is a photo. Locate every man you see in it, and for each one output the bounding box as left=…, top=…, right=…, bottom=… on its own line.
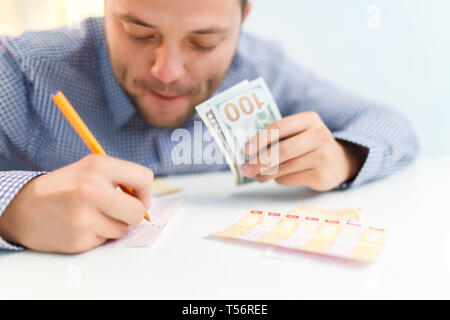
left=0, top=0, right=418, bottom=253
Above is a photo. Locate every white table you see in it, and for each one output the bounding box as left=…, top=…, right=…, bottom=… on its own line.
left=1, top=156, right=450, bottom=299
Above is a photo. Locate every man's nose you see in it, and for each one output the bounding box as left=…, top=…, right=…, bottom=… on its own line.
left=150, top=43, right=185, bottom=84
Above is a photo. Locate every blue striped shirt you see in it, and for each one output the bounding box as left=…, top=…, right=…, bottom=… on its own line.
left=0, top=18, right=418, bottom=250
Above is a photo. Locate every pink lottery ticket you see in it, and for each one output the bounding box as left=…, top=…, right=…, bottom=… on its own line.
left=103, top=193, right=184, bottom=248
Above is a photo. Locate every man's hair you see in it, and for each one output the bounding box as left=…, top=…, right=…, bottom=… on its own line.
left=240, top=0, right=248, bottom=15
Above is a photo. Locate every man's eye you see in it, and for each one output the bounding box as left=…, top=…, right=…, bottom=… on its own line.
left=129, top=34, right=157, bottom=42
left=193, top=43, right=217, bottom=52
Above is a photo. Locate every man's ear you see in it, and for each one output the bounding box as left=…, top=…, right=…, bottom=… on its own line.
left=242, top=1, right=253, bottom=23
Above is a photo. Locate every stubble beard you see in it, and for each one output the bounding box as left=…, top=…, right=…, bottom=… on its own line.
left=111, top=61, right=230, bottom=128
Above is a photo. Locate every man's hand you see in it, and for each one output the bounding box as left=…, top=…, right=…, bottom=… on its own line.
left=242, top=111, right=368, bottom=191
left=0, top=154, right=154, bottom=254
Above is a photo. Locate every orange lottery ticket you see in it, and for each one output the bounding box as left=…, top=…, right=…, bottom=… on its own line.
left=214, top=209, right=388, bottom=262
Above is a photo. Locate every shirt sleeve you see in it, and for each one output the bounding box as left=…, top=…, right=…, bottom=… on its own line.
left=0, top=171, right=46, bottom=250
left=0, top=38, right=47, bottom=250
left=266, top=49, right=420, bottom=188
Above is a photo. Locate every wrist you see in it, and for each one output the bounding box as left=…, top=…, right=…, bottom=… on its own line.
left=337, top=139, right=369, bottom=182
left=0, top=177, right=39, bottom=246
left=0, top=212, right=17, bottom=245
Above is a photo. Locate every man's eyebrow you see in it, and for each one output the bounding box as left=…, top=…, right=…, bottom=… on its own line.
left=118, top=14, right=157, bottom=29
left=118, top=14, right=230, bottom=35
left=190, top=27, right=231, bottom=35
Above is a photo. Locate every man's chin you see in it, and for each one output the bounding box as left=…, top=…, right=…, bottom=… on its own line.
left=132, top=92, right=205, bottom=128
left=148, top=120, right=187, bottom=129
left=131, top=98, right=191, bottom=127
left=140, top=111, right=196, bottom=128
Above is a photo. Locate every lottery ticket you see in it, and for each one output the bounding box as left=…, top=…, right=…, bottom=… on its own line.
left=104, top=192, right=184, bottom=248
left=214, top=210, right=387, bottom=262
left=291, top=205, right=362, bottom=221
left=151, top=178, right=182, bottom=196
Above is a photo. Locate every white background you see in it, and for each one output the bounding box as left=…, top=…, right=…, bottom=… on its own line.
left=244, top=0, right=450, bottom=157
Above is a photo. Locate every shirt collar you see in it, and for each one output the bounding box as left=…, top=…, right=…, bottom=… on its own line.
left=96, top=23, right=137, bottom=129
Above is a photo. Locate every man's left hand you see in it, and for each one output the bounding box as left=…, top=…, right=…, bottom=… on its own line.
left=242, top=111, right=368, bottom=191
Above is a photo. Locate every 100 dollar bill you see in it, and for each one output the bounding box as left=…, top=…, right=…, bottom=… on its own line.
left=196, top=78, right=281, bottom=185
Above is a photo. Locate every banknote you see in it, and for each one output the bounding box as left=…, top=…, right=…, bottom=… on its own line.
left=196, top=78, right=282, bottom=184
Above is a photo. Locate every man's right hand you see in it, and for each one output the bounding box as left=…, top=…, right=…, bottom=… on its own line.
left=0, top=154, right=154, bottom=254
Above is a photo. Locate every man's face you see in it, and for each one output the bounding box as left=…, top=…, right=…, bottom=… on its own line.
left=104, top=0, right=250, bottom=128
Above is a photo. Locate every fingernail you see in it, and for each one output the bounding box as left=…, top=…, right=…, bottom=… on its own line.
left=255, top=175, right=267, bottom=183
left=146, top=199, right=152, bottom=212
left=242, top=164, right=255, bottom=177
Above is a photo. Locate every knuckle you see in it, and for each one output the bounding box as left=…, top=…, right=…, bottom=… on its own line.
left=316, top=127, right=332, bottom=144
left=318, top=148, right=333, bottom=166
left=306, top=111, right=320, bottom=122
left=67, top=209, right=92, bottom=228
left=312, top=170, right=330, bottom=189
left=81, top=154, right=104, bottom=171
left=76, top=178, right=98, bottom=202
left=278, top=142, right=290, bottom=159
left=268, top=121, right=281, bottom=132
left=313, top=170, right=326, bottom=183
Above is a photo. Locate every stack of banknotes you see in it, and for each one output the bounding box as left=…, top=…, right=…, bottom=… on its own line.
left=196, top=78, right=282, bottom=185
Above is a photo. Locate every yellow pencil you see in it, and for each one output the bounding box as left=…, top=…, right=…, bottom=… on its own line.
left=51, top=91, right=151, bottom=222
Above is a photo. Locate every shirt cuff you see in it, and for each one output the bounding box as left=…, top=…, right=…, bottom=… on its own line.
left=0, top=171, right=47, bottom=251
left=332, top=131, right=386, bottom=189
